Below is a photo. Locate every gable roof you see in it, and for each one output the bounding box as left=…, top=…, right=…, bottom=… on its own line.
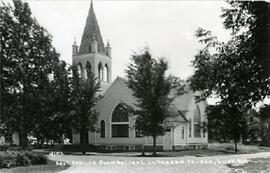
left=78, top=1, right=105, bottom=55
left=171, top=92, right=193, bottom=112
left=101, top=76, right=134, bottom=99
left=98, top=82, right=111, bottom=95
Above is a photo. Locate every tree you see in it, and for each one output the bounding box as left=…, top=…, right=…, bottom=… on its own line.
left=206, top=105, right=260, bottom=145
left=190, top=1, right=270, bottom=152
left=190, top=28, right=270, bottom=152
left=0, top=0, right=59, bottom=146
left=221, top=1, right=270, bottom=76
left=69, top=65, right=100, bottom=154
left=125, top=48, right=183, bottom=155
left=31, top=61, right=72, bottom=146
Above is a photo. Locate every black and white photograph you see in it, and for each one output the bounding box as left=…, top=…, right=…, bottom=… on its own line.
left=0, top=0, right=270, bottom=172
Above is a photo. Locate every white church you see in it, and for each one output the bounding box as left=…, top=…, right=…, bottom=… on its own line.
left=71, top=1, right=208, bottom=151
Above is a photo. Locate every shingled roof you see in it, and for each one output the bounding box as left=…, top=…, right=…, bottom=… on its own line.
left=78, top=1, right=105, bottom=55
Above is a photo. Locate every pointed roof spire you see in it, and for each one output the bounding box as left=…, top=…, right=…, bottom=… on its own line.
left=106, top=39, right=110, bottom=47
left=78, top=0, right=105, bottom=55
left=73, top=37, right=77, bottom=45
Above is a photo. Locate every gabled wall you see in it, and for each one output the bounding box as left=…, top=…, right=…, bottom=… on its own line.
left=89, top=77, right=146, bottom=145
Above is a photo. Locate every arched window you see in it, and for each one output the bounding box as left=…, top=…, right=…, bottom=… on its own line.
left=104, top=64, right=109, bottom=82
left=112, top=104, right=129, bottom=122
left=85, top=61, right=91, bottom=79
left=100, top=120, right=105, bottom=138
left=193, top=105, right=201, bottom=137
left=98, top=62, right=103, bottom=81
left=77, top=63, right=83, bottom=78
left=111, top=103, right=129, bottom=137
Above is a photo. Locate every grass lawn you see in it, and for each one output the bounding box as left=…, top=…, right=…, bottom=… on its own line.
left=228, top=158, right=270, bottom=173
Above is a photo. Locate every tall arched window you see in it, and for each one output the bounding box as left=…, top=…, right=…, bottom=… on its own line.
left=193, top=105, right=201, bottom=137
left=98, top=62, right=103, bottom=81
left=77, top=63, right=83, bottom=78
left=85, top=61, right=91, bottom=79
left=104, top=64, right=109, bottom=82
left=100, top=120, right=105, bottom=138
left=111, top=103, right=129, bottom=137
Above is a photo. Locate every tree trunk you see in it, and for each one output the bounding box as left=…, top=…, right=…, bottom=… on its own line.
left=234, top=138, right=238, bottom=153
left=19, top=130, right=28, bottom=148
left=232, top=107, right=239, bottom=153
left=80, top=128, right=88, bottom=155
left=153, top=135, right=157, bottom=156
left=41, top=138, right=45, bottom=148
left=37, top=137, right=40, bottom=148
left=141, top=145, right=145, bottom=156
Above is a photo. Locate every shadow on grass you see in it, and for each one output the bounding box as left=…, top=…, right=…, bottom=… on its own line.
left=59, top=149, right=257, bottom=158
left=136, top=153, right=169, bottom=157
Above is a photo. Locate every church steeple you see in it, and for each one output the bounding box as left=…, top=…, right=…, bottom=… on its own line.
left=78, top=0, right=105, bottom=55
left=72, top=0, right=112, bottom=83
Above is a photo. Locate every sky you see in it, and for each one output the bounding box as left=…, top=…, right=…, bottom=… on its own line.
left=25, top=0, right=231, bottom=81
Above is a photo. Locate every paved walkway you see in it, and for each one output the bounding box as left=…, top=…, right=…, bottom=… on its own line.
left=48, top=152, right=270, bottom=173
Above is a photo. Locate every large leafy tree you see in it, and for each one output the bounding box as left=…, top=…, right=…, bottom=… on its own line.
left=1, top=0, right=59, bottom=146
left=221, top=1, right=270, bottom=76
left=190, top=1, right=270, bottom=152
left=125, top=48, right=183, bottom=155
left=190, top=27, right=270, bottom=152
left=69, top=65, right=100, bottom=151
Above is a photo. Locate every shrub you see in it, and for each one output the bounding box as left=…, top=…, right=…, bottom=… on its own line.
left=15, top=153, right=31, bottom=167
left=0, top=145, right=8, bottom=151
left=0, top=152, right=17, bottom=168
left=25, top=152, right=47, bottom=165
left=0, top=151, right=47, bottom=169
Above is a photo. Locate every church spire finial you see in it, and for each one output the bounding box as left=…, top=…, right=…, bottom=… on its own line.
left=73, top=37, right=77, bottom=45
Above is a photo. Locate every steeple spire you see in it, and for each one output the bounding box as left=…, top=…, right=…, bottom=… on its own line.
left=78, top=0, right=105, bottom=55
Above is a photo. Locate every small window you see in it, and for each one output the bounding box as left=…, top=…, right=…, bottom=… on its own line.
left=181, top=127, right=185, bottom=139
left=100, top=120, right=105, bottom=138
left=189, top=120, right=192, bottom=138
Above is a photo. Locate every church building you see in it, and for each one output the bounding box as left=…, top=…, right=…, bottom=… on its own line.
left=72, top=1, right=208, bottom=151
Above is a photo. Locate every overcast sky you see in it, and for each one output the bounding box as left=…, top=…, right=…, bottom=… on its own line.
left=25, top=0, right=231, bottom=81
